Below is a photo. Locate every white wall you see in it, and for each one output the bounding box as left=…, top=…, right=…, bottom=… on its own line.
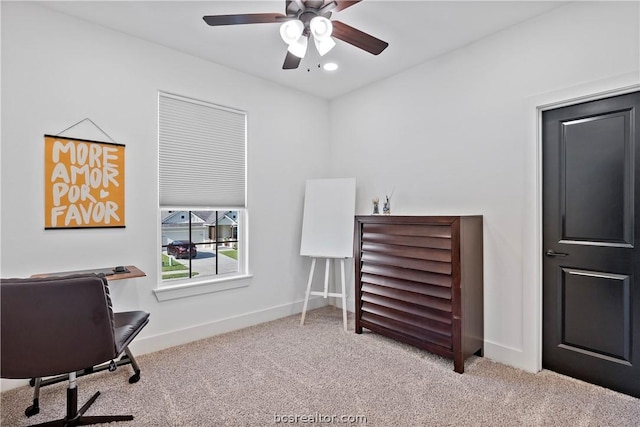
left=1, top=2, right=331, bottom=390
left=329, top=1, right=639, bottom=371
left=2, top=1, right=639, bottom=392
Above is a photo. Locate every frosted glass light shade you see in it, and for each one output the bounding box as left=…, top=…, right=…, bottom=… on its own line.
left=280, top=20, right=304, bottom=44
left=287, top=36, right=308, bottom=58
left=310, top=16, right=332, bottom=40
left=314, top=36, right=336, bottom=56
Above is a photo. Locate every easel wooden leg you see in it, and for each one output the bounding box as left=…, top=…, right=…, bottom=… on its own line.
left=300, top=257, right=347, bottom=330
left=300, top=258, right=317, bottom=326
left=323, top=258, right=330, bottom=298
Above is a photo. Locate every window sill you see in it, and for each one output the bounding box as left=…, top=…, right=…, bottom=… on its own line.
left=152, top=274, right=252, bottom=301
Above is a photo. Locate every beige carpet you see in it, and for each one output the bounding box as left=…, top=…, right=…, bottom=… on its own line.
left=2, top=306, right=639, bottom=426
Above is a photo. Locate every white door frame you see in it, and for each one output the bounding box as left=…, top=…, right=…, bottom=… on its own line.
left=523, top=72, right=640, bottom=373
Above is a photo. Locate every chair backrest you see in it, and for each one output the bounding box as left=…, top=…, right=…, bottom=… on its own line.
left=1, top=274, right=117, bottom=379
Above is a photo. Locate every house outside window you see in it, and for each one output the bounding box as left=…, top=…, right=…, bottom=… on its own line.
left=158, top=92, right=247, bottom=287
left=161, top=210, right=240, bottom=281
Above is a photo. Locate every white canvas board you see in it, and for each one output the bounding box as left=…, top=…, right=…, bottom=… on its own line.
left=300, top=178, right=356, bottom=258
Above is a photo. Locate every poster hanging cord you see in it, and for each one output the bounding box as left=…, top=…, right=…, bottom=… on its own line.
left=55, top=118, right=117, bottom=144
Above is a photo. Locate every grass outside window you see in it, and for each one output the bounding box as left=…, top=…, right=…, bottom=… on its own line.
left=162, top=253, right=198, bottom=280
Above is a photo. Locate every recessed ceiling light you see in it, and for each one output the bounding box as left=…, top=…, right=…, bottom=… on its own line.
left=323, top=62, right=338, bottom=71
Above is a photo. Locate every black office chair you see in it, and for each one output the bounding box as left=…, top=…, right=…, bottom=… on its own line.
left=0, top=274, right=150, bottom=426
left=26, top=310, right=148, bottom=418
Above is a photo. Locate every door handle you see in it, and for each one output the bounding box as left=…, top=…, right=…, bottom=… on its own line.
left=545, top=249, right=569, bottom=257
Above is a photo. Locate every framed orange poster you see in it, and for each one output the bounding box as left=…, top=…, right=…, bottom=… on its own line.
left=44, top=135, right=125, bottom=229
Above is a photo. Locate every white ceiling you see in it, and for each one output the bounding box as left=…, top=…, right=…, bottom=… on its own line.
left=36, top=1, right=568, bottom=99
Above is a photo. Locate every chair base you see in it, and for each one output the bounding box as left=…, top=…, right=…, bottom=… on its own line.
left=29, top=388, right=132, bottom=427
left=27, top=347, right=142, bottom=418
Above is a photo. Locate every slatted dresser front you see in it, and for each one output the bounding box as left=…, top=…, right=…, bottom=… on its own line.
left=354, top=215, right=483, bottom=373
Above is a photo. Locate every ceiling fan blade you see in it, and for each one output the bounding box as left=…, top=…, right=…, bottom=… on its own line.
left=283, top=51, right=302, bottom=69
left=331, top=20, right=388, bottom=55
left=332, top=1, right=362, bottom=12
left=203, top=13, right=287, bottom=26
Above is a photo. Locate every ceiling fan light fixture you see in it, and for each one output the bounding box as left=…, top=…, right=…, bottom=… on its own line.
left=314, top=36, right=336, bottom=56
left=280, top=19, right=304, bottom=45
left=310, top=16, right=332, bottom=40
left=203, top=1, right=389, bottom=71
left=287, top=36, right=308, bottom=58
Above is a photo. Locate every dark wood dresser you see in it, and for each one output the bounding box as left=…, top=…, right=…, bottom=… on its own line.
left=354, top=215, right=483, bottom=373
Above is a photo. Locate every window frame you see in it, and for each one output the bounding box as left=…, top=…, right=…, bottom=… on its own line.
left=161, top=209, right=244, bottom=280
left=154, top=92, right=251, bottom=301
left=154, top=208, right=251, bottom=301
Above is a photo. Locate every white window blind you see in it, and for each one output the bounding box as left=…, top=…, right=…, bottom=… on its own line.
left=159, top=92, right=246, bottom=207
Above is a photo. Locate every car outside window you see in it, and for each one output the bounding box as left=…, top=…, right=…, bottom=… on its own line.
left=161, top=210, right=241, bottom=281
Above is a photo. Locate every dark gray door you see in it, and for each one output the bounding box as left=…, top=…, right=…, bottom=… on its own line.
left=542, top=91, right=640, bottom=398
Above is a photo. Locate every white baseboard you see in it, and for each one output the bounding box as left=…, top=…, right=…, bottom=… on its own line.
left=0, top=297, right=329, bottom=393
left=483, top=339, right=535, bottom=373
left=128, top=296, right=329, bottom=357
left=0, top=378, right=29, bottom=393
left=330, top=296, right=356, bottom=313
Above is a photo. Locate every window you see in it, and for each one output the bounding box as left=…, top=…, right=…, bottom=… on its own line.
left=158, top=92, right=247, bottom=288
left=161, top=209, right=240, bottom=280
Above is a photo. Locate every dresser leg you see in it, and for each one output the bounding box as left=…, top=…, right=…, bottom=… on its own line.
left=454, top=354, right=464, bottom=374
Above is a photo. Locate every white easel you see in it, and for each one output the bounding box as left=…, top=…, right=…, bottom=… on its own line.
left=298, top=178, right=356, bottom=331
left=300, top=257, right=347, bottom=331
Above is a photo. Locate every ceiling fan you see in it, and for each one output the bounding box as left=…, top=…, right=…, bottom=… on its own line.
left=203, top=0, right=389, bottom=70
